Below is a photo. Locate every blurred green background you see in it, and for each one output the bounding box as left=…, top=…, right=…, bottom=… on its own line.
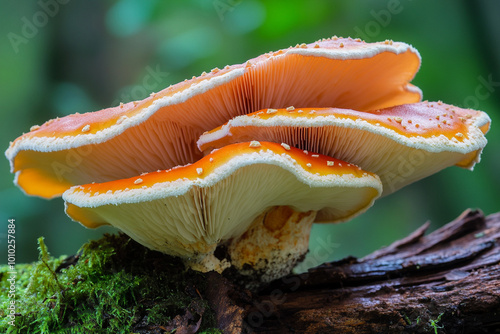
left=1, top=0, right=499, bottom=268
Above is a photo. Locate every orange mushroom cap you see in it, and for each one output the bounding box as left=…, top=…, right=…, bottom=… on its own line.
left=197, top=102, right=490, bottom=195
left=63, top=142, right=382, bottom=259
left=6, top=37, right=420, bottom=198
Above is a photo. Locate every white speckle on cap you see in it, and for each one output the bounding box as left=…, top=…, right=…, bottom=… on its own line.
left=116, top=115, right=128, bottom=125
left=249, top=141, right=261, bottom=148
left=281, top=143, right=291, bottom=150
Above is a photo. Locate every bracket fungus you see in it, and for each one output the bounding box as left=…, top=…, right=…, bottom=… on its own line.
left=198, top=103, right=490, bottom=195
left=63, top=142, right=381, bottom=279
left=5, top=36, right=491, bottom=281
left=6, top=37, right=420, bottom=199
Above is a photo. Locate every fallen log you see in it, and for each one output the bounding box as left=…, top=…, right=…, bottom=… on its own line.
left=3, top=209, right=498, bottom=333
left=206, top=209, right=500, bottom=333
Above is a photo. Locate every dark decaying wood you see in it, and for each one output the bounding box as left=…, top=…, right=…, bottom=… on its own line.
left=205, top=209, right=500, bottom=333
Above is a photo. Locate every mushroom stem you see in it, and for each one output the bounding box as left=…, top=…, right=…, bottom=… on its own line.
left=228, top=206, right=317, bottom=283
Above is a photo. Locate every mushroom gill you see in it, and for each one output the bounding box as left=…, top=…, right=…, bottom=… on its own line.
left=6, top=37, right=420, bottom=198
left=198, top=103, right=490, bottom=195
left=64, top=142, right=382, bottom=279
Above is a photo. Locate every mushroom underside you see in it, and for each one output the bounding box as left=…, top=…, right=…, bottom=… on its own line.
left=203, top=125, right=483, bottom=196
left=10, top=46, right=420, bottom=198
left=66, top=164, right=378, bottom=254
left=197, top=104, right=490, bottom=196
left=64, top=143, right=381, bottom=277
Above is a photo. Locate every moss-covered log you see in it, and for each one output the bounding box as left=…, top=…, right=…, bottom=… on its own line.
left=0, top=234, right=221, bottom=333
left=1, top=209, right=499, bottom=333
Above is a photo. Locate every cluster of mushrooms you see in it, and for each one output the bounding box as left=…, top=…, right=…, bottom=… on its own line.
left=6, top=37, right=490, bottom=282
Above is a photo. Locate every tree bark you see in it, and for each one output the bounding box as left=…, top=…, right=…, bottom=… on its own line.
left=206, top=209, right=500, bottom=333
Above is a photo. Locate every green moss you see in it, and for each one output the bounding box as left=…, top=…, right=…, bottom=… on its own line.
left=0, top=234, right=221, bottom=333
left=428, top=313, right=444, bottom=334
